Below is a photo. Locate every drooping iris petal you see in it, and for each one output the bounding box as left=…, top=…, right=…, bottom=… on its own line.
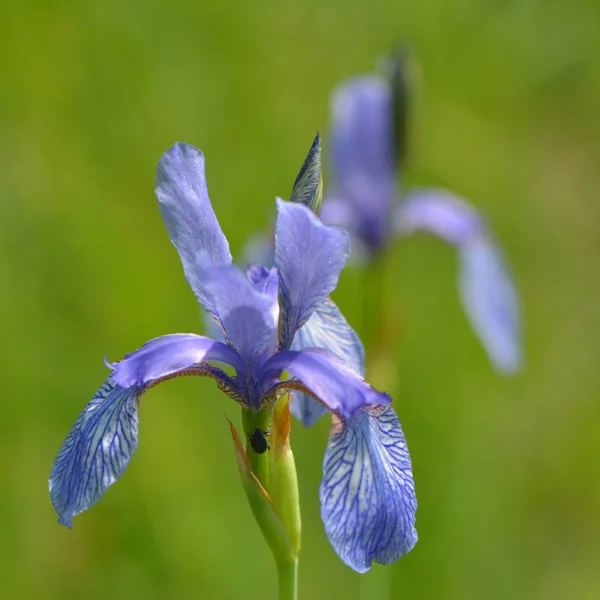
left=200, top=265, right=279, bottom=373
left=49, top=380, right=140, bottom=528
left=261, top=348, right=389, bottom=420
left=155, top=142, right=232, bottom=308
left=320, top=405, right=417, bottom=573
left=50, top=334, right=245, bottom=527
left=394, top=188, right=485, bottom=245
left=274, top=199, right=349, bottom=350
left=291, top=299, right=365, bottom=427
left=109, top=333, right=244, bottom=388
left=395, top=188, right=522, bottom=373
left=459, top=240, right=522, bottom=373
left=328, top=76, right=396, bottom=250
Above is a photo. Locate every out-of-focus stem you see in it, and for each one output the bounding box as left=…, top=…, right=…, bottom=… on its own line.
left=361, top=254, right=395, bottom=600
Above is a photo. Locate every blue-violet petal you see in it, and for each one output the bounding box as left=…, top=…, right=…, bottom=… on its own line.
left=274, top=199, right=349, bottom=350
left=459, top=240, right=522, bottom=373
left=262, top=348, right=388, bottom=420
left=291, top=299, right=365, bottom=427
left=155, top=143, right=232, bottom=308
left=320, top=405, right=418, bottom=572
left=49, top=380, right=140, bottom=528
left=200, top=265, right=279, bottom=371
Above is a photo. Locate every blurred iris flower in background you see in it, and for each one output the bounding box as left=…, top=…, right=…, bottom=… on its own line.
left=321, top=53, right=523, bottom=374
left=49, top=141, right=418, bottom=573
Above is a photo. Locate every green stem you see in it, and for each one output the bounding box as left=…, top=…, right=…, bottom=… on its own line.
left=276, top=559, right=298, bottom=600
left=242, top=406, right=273, bottom=489
left=361, top=253, right=388, bottom=350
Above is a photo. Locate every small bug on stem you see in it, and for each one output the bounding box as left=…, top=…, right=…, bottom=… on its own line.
left=248, top=428, right=271, bottom=454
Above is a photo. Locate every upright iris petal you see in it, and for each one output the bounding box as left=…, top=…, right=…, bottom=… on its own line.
left=320, top=405, right=417, bottom=573
left=156, top=143, right=232, bottom=315
left=200, top=264, right=279, bottom=376
left=330, top=76, right=396, bottom=212
left=274, top=199, right=349, bottom=350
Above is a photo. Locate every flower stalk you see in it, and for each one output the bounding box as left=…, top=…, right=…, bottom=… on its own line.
left=269, top=394, right=301, bottom=556
left=242, top=405, right=274, bottom=489
left=277, top=559, right=298, bottom=600
left=234, top=398, right=301, bottom=600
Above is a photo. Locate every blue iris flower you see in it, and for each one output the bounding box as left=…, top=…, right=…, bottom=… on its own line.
left=49, top=142, right=417, bottom=573
left=321, top=72, right=523, bottom=375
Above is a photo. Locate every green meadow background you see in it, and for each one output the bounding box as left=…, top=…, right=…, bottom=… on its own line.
left=1, top=0, right=599, bottom=598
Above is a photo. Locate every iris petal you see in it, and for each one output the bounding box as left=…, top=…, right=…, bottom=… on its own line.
left=395, top=189, right=522, bottom=373
left=200, top=265, right=279, bottom=374
left=49, top=379, right=139, bottom=528
left=327, top=75, right=396, bottom=251
left=330, top=76, right=396, bottom=213
left=395, top=188, right=485, bottom=245
left=155, top=143, right=232, bottom=308
left=320, top=405, right=417, bottom=573
left=50, top=334, right=245, bottom=527
left=261, top=348, right=388, bottom=420
left=459, top=240, right=522, bottom=373
left=110, top=333, right=244, bottom=388
left=291, top=299, right=365, bottom=427
left=274, top=199, right=349, bottom=350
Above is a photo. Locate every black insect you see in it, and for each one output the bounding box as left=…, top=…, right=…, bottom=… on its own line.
left=248, top=428, right=271, bottom=454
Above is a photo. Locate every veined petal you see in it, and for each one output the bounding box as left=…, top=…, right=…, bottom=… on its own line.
left=329, top=76, right=396, bottom=231
left=49, top=380, right=140, bottom=528
left=291, top=299, right=365, bottom=427
left=50, top=335, right=245, bottom=527
left=155, top=143, right=232, bottom=305
left=109, top=333, right=244, bottom=388
left=261, top=348, right=389, bottom=420
left=274, top=199, right=349, bottom=350
left=200, top=264, right=279, bottom=373
left=320, top=405, right=417, bottom=573
left=395, top=188, right=485, bottom=245
left=459, top=239, right=522, bottom=373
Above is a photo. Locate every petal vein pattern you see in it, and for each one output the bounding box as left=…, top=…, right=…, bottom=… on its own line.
left=320, top=405, right=417, bottom=572
left=49, top=380, right=139, bottom=528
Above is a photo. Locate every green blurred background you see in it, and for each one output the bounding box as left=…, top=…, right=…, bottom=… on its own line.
left=1, top=0, right=599, bottom=598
